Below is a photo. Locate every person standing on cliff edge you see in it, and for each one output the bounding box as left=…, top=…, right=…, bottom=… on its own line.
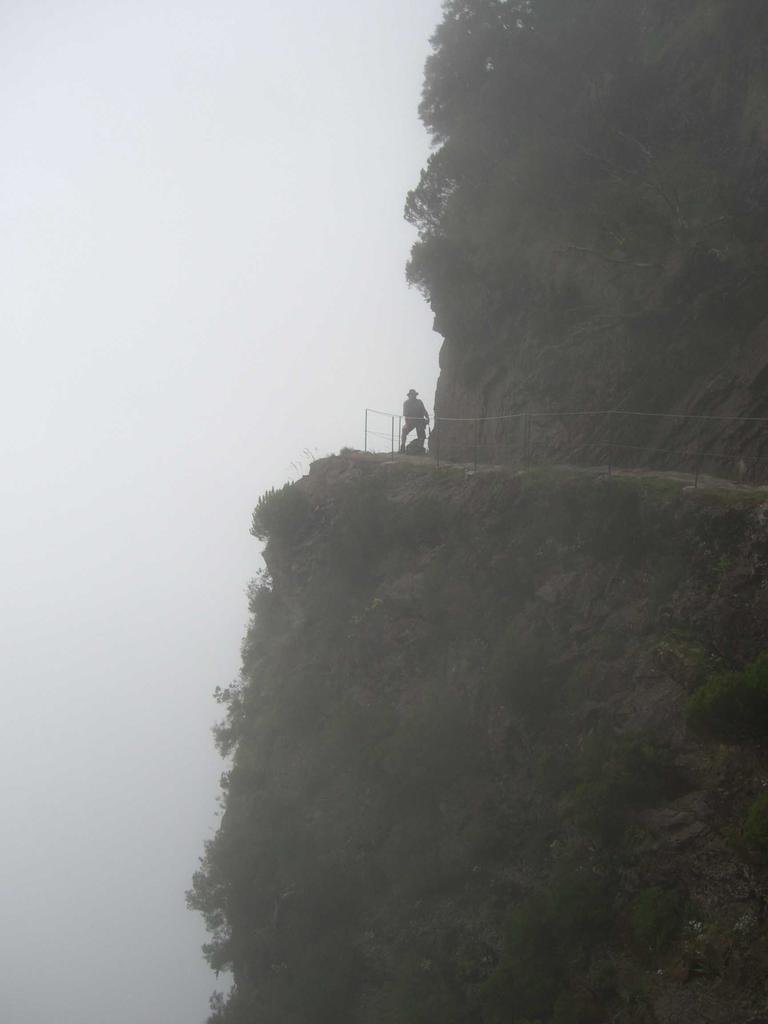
left=400, top=389, right=430, bottom=452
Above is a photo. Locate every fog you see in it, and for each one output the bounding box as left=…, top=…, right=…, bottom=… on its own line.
left=0, top=2, right=441, bottom=1021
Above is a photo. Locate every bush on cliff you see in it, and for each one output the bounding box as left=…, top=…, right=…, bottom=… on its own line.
left=687, top=653, right=768, bottom=740
left=628, top=887, right=681, bottom=955
left=250, top=483, right=310, bottom=542
left=481, top=871, right=610, bottom=1022
left=570, top=732, right=675, bottom=841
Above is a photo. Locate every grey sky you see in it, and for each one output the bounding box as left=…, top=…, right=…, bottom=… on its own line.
left=0, top=2, right=441, bottom=1021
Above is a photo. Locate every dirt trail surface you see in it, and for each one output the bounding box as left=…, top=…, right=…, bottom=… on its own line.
left=350, top=449, right=768, bottom=497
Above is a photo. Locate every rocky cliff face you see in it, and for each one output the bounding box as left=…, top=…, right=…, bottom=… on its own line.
left=408, top=1, right=768, bottom=469
left=191, top=454, right=768, bottom=1024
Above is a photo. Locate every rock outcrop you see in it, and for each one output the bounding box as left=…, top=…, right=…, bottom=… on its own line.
left=408, top=1, right=768, bottom=469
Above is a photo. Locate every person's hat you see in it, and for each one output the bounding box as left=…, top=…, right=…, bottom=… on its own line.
left=407, top=388, right=418, bottom=396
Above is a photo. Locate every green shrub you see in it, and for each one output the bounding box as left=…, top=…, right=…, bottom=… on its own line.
left=570, top=732, right=675, bottom=841
left=250, top=483, right=310, bottom=542
left=687, top=653, right=768, bottom=739
left=481, top=871, right=610, bottom=1022
left=480, top=894, right=560, bottom=1022
left=744, top=793, right=768, bottom=852
left=629, top=887, right=680, bottom=953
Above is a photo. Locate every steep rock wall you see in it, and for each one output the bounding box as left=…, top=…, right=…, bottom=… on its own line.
left=409, top=1, right=768, bottom=468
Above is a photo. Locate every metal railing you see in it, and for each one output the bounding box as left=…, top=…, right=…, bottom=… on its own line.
left=364, top=409, right=404, bottom=457
left=363, top=407, right=768, bottom=487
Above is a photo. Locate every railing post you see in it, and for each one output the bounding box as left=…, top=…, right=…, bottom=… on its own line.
left=364, top=409, right=368, bottom=453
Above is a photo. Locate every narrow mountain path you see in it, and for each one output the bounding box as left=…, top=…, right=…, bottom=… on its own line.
left=351, top=451, right=768, bottom=497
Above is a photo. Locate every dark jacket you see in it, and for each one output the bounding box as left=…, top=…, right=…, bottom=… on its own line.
left=403, top=397, right=428, bottom=420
